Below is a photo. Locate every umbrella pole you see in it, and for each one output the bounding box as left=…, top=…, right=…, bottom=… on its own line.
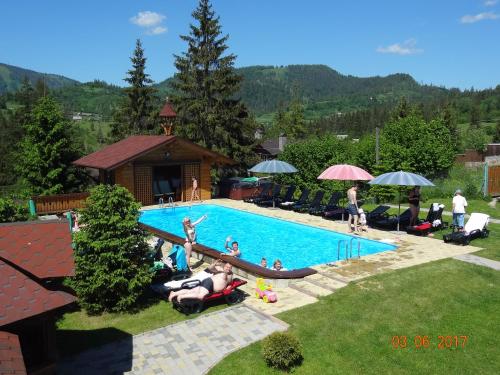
left=397, top=188, right=401, bottom=232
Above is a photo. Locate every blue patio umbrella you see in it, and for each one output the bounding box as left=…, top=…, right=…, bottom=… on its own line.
left=249, top=160, right=298, bottom=174
left=369, top=171, right=434, bottom=231
left=249, top=160, right=298, bottom=208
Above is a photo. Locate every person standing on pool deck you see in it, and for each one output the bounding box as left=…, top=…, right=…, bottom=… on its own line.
left=408, top=186, right=421, bottom=227
left=182, top=214, right=207, bottom=270
left=191, top=176, right=201, bottom=203
left=347, top=184, right=359, bottom=233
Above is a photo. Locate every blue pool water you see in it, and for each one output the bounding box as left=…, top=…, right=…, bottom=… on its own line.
left=139, top=204, right=396, bottom=270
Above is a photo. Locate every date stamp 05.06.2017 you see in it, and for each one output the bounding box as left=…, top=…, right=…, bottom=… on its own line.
left=391, top=335, right=469, bottom=350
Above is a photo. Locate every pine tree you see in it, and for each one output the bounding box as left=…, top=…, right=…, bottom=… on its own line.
left=70, top=185, right=152, bottom=314
left=111, top=39, right=156, bottom=141
left=16, top=96, right=86, bottom=194
left=441, top=103, right=459, bottom=151
left=470, top=104, right=481, bottom=128
left=170, top=0, right=255, bottom=162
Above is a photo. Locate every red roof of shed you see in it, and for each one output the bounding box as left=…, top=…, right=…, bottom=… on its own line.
left=0, top=221, right=74, bottom=279
left=73, top=135, right=236, bottom=170
left=160, top=102, right=176, bottom=117
left=0, top=260, right=76, bottom=327
left=0, top=332, right=26, bottom=375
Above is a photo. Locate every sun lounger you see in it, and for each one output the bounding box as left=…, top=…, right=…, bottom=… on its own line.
left=171, top=278, right=247, bottom=315
left=258, top=185, right=296, bottom=207
left=443, top=213, right=490, bottom=245
left=244, top=183, right=271, bottom=203
left=280, top=188, right=310, bottom=210
left=407, top=203, right=447, bottom=236
left=310, top=192, right=342, bottom=216
left=294, top=190, right=325, bottom=213
left=256, top=184, right=282, bottom=206
left=370, top=208, right=412, bottom=230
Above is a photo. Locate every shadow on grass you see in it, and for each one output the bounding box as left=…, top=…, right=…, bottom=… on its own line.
left=56, top=327, right=133, bottom=374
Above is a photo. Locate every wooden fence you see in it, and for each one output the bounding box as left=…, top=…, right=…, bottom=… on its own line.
left=488, top=165, right=500, bottom=196
left=32, top=192, right=90, bottom=214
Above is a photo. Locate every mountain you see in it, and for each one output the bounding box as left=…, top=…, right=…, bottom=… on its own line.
left=0, top=63, right=79, bottom=94
left=156, top=64, right=451, bottom=116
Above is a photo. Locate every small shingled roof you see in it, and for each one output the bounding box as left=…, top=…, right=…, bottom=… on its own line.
left=0, top=332, right=26, bottom=375
left=73, top=135, right=236, bottom=170
left=0, top=260, right=76, bottom=327
left=159, top=102, right=176, bottom=118
left=0, top=220, right=75, bottom=279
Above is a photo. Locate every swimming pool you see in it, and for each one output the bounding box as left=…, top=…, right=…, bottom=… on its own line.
left=139, top=204, right=396, bottom=270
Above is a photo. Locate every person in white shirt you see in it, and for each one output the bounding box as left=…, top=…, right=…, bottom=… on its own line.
left=452, top=189, right=468, bottom=231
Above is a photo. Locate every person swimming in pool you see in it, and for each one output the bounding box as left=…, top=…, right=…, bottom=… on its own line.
left=182, top=214, right=207, bottom=270
left=260, top=257, right=268, bottom=268
left=272, top=259, right=287, bottom=271
left=168, top=263, right=233, bottom=302
left=224, top=236, right=241, bottom=257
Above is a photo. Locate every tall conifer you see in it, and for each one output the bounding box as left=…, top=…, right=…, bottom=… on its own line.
left=111, top=39, right=156, bottom=140
left=170, top=0, right=255, bottom=162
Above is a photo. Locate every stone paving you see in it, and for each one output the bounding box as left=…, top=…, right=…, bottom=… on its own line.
left=454, top=254, right=500, bottom=270
left=57, top=305, right=288, bottom=375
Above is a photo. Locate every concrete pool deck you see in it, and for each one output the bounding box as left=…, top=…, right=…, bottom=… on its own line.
left=143, top=199, right=484, bottom=315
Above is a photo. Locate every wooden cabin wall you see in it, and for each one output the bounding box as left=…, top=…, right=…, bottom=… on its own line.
left=114, top=164, right=135, bottom=195
left=200, top=159, right=211, bottom=200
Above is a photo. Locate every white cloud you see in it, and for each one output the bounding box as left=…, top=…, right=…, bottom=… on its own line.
left=130, top=11, right=167, bottom=36
left=484, top=0, right=498, bottom=6
left=147, top=26, right=167, bottom=35
left=376, top=39, right=423, bottom=55
left=460, top=12, right=499, bottom=23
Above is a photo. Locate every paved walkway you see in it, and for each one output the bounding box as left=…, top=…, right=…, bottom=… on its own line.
left=454, top=254, right=500, bottom=270
left=386, top=204, right=500, bottom=224
left=57, top=305, right=288, bottom=375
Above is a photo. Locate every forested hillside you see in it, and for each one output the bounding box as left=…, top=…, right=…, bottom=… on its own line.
left=0, top=63, right=79, bottom=94
left=156, top=64, right=451, bottom=115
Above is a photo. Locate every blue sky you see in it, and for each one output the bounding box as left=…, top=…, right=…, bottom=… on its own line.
left=1, top=0, right=499, bottom=89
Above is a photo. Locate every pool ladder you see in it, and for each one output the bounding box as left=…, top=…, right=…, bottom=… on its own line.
left=337, top=238, right=361, bottom=261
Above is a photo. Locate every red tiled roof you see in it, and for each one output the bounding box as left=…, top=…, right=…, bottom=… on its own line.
left=0, top=221, right=74, bottom=279
left=0, top=332, right=26, bottom=375
left=0, top=260, right=76, bottom=327
left=73, top=135, right=176, bottom=170
left=160, top=102, right=176, bottom=117
left=73, top=135, right=236, bottom=170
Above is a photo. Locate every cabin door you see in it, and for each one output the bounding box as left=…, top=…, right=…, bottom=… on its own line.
left=134, top=165, right=153, bottom=205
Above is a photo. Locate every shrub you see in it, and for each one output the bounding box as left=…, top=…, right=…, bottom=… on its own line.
left=70, top=184, right=152, bottom=314
left=0, top=197, right=29, bottom=223
left=261, top=332, right=303, bottom=372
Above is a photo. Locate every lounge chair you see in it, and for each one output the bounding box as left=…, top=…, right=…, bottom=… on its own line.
left=280, top=188, right=310, bottom=210
left=244, top=183, right=271, bottom=203
left=294, top=190, right=325, bottom=213
left=171, top=278, right=247, bottom=315
left=256, top=184, right=282, bottom=206
left=406, top=203, right=447, bottom=236
left=153, top=179, right=174, bottom=203
left=258, top=185, right=296, bottom=207
left=310, top=192, right=342, bottom=216
left=443, top=213, right=490, bottom=245
left=152, top=244, right=191, bottom=283
left=365, top=205, right=391, bottom=225
left=370, top=208, right=412, bottom=230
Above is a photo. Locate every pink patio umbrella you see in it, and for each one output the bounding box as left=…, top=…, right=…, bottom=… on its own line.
left=318, top=164, right=374, bottom=220
left=318, top=164, right=375, bottom=181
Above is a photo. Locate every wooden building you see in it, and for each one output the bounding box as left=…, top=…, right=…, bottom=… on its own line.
left=73, top=135, right=236, bottom=206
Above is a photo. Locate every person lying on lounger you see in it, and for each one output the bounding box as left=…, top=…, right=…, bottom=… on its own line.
left=162, top=260, right=226, bottom=291
left=168, top=263, right=233, bottom=303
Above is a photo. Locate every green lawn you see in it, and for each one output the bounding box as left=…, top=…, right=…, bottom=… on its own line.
left=56, top=296, right=225, bottom=358
left=210, top=260, right=500, bottom=374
